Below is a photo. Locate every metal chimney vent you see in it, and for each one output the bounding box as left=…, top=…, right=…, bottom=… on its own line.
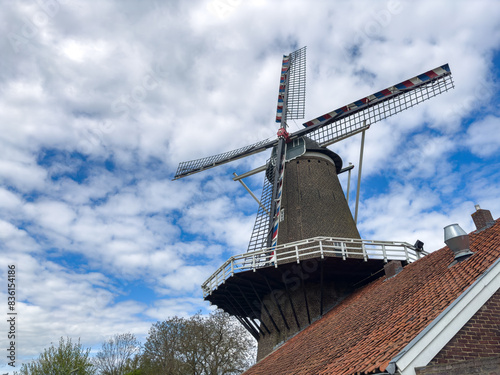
left=444, top=224, right=473, bottom=261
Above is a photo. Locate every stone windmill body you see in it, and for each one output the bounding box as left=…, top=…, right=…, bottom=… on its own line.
left=174, top=47, right=454, bottom=359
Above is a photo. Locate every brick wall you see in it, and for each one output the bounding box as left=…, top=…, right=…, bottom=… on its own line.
left=416, top=289, right=500, bottom=374
left=416, top=356, right=500, bottom=375
left=279, top=154, right=360, bottom=245
left=429, top=289, right=500, bottom=365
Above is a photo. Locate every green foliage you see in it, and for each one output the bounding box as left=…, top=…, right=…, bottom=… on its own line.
left=14, top=337, right=96, bottom=375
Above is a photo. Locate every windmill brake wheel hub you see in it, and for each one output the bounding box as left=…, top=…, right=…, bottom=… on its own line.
left=277, top=128, right=291, bottom=142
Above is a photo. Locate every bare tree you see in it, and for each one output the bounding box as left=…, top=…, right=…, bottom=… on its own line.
left=141, top=310, right=255, bottom=375
left=141, top=316, right=190, bottom=375
left=95, top=333, right=141, bottom=375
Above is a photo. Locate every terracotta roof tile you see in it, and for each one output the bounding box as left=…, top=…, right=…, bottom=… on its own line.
left=243, top=219, right=500, bottom=375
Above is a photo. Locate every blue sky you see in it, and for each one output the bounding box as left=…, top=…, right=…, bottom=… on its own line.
left=1, top=0, right=500, bottom=370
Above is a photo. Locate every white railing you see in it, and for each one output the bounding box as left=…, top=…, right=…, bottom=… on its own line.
left=202, top=236, right=426, bottom=297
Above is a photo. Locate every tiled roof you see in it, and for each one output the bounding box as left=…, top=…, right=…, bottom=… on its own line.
left=243, top=219, right=500, bottom=375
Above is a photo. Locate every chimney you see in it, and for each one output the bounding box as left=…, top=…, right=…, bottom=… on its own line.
left=444, top=223, right=473, bottom=262
left=471, top=204, right=495, bottom=231
left=384, top=260, right=403, bottom=279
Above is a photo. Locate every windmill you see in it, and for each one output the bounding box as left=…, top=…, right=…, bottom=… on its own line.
left=174, top=46, right=453, bottom=251
left=174, top=47, right=454, bottom=359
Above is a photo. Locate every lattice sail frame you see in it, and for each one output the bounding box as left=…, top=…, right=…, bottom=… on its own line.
left=174, top=138, right=273, bottom=179
left=276, top=46, right=307, bottom=124
left=247, top=157, right=275, bottom=252
left=303, top=64, right=454, bottom=146
left=287, top=47, right=307, bottom=120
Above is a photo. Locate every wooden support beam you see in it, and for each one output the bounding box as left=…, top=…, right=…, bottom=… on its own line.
left=262, top=274, right=290, bottom=331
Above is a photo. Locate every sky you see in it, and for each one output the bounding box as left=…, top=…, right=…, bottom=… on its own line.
left=1, top=0, right=500, bottom=370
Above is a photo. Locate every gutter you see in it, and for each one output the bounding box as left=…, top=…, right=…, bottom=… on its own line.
left=386, top=257, right=500, bottom=375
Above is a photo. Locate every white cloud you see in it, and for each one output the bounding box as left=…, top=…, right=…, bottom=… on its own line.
left=0, top=156, right=47, bottom=192
left=358, top=182, right=475, bottom=252
left=0, top=187, right=22, bottom=209
left=24, top=200, right=77, bottom=235
left=465, top=115, right=500, bottom=157
left=0, top=220, right=40, bottom=253
left=145, top=297, right=211, bottom=321
left=157, top=265, right=214, bottom=294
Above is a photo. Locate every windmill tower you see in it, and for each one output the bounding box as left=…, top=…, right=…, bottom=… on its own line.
left=174, top=47, right=454, bottom=360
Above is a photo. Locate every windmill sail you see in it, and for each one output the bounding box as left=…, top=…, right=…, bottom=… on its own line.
left=175, top=61, right=454, bottom=251
left=270, top=151, right=285, bottom=249
left=246, top=47, right=307, bottom=251
left=287, top=46, right=307, bottom=120
left=298, top=64, right=454, bottom=146
left=267, top=46, right=308, bottom=248
left=173, top=137, right=275, bottom=180
left=246, top=159, right=275, bottom=252
left=276, top=46, right=307, bottom=124
left=173, top=63, right=453, bottom=181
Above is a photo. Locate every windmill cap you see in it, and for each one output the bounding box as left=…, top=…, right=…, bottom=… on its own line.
left=444, top=223, right=473, bottom=260
left=302, top=137, right=343, bottom=173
